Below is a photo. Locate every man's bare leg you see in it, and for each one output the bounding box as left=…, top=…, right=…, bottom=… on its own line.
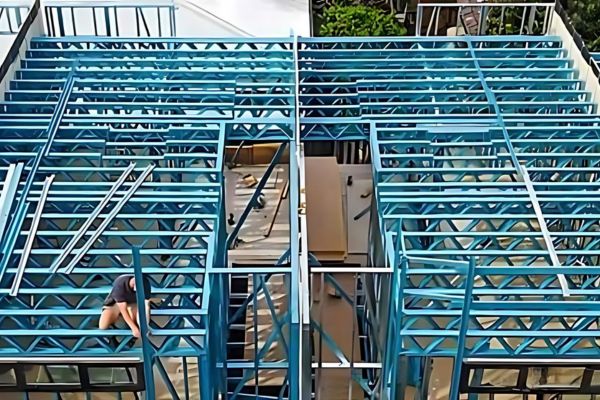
left=99, top=305, right=120, bottom=330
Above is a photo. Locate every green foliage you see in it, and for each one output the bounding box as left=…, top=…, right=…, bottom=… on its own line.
left=483, top=0, right=600, bottom=51
left=485, top=0, right=545, bottom=35
left=564, top=0, right=600, bottom=52
left=319, top=3, right=407, bottom=37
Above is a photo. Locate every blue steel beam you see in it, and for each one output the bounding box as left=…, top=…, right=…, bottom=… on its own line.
left=132, top=246, right=155, bottom=400
left=360, top=35, right=600, bottom=398
left=0, top=37, right=230, bottom=367
left=62, top=164, right=156, bottom=274
left=1, top=32, right=600, bottom=400
left=0, top=34, right=301, bottom=397
left=44, top=1, right=176, bottom=37
left=49, top=163, right=136, bottom=273
left=0, top=67, right=74, bottom=282
left=9, top=174, right=54, bottom=296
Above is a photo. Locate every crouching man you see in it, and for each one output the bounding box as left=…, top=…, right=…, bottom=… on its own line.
left=99, top=274, right=152, bottom=338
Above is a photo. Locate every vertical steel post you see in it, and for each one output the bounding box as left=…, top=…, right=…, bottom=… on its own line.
left=199, top=354, right=211, bottom=400
left=449, top=258, right=476, bottom=400
left=132, top=247, right=156, bottom=400
left=289, top=139, right=300, bottom=400
left=182, top=358, right=190, bottom=400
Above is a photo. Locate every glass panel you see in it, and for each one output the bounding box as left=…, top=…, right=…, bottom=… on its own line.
left=479, top=368, right=519, bottom=387
left=590, top=369, right=600, bottom=387
left=0, top=366, right=16, bottom=385
left=526, top=367, right=583, bottom=389
left=88, top=367, right=137, bottom=385
left=27, top=365, right=79, bottom=384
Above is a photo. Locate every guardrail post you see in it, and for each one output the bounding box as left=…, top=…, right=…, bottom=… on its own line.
left=449, top=257, right=476, bottom=400
left=132, top=246, right=155, bottom=400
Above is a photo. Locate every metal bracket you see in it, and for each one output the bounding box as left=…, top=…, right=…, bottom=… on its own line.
left=61, top=164, right=155, bottom=274
left=9, top=174, right=54, bottom=296
left=50, top=163, right=136, bottom=273
left=0, top=162, right=24, bottom=245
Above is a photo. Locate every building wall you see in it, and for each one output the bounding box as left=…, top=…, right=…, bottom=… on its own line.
left=549, top=10, right=600, bottom=108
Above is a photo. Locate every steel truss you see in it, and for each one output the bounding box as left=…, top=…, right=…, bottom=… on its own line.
left=0, top=30, right=599, bottom=399
left=298, top=36, right=600, bottom=397
left=0, top=34, right=300, bottom=399
left=362, top=37, right=600, bottom=398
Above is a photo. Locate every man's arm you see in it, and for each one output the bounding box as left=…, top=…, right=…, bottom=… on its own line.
left=116, top=302, right=140, bottom=338
left=142, top=300, right=153, bottom=336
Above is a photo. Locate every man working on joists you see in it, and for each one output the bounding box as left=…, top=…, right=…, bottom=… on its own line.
left=99, top=274, right=152, bottom=338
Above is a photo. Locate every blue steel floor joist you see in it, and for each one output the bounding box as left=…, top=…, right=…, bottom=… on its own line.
left=0, top=35, right=298, bottom=399
left=297, top=35, right=600, bottom=398
left=0, top=33, right=600, bottom=398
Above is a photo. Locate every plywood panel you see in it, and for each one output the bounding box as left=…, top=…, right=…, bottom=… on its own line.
left=305, top=157, right=347, bottom=262
left=345, top=179, right=371, bottom=254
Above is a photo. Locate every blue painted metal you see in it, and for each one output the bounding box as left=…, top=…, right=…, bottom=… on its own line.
left=0, top=34, right=299, bottom=398
left=0, top=39, right=229, bottom=399
left=0, top=30, right=599, bottom=399
left=449, top=258, right=475, bottom=400
left=0, top=65, right=75, bottom=281
left=132, top=246, right=155, bottom=400
left=61, top=163, right=155, bottom=274
left=364, top=35, right=600, bottom=398
left=9, top=174, right=54, bottom=296
left=49, top=163, right=136, bottom=273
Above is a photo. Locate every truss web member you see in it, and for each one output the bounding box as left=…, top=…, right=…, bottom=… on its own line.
left=99, top=274, right=152, bottom=338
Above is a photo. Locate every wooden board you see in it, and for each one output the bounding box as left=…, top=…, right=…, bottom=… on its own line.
left=225, top=144, right=289, bottom=165
left=345, top=179, right=372, bottom=254
left=305, top=157, right=347, bottom=262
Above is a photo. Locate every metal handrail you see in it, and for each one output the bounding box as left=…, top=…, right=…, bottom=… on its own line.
left=43, top=0, right=176, bottom=37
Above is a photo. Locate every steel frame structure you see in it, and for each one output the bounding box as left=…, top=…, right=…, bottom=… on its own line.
left=298, top=34, right=600, bottom=398
left=0, top=1, right=600, bottom=398
left=0, top=30, right=301, bottom=399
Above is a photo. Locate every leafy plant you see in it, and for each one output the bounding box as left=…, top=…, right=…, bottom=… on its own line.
left=319, top=2, right=407, bottom=37
left=484, top=0, right=545, bottom=35
left=564, top=0, right=600, bottom=51
left=483, top=0, right=600, bottom=50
